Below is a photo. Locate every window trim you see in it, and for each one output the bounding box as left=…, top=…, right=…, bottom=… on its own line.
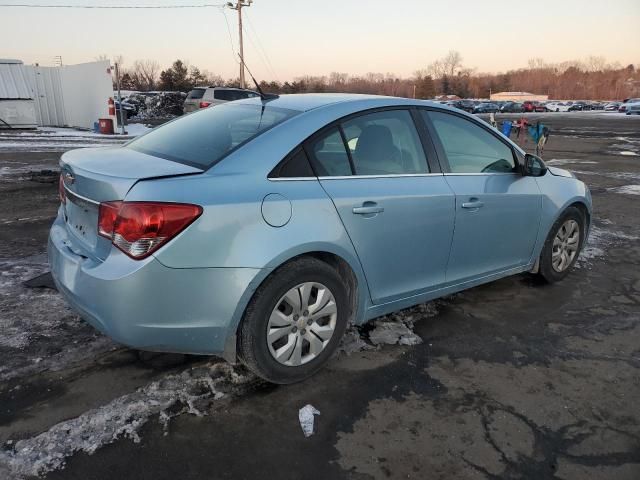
left=270, top=105, right=520, bottom=181
left=419, top=107, right=522, bottom=176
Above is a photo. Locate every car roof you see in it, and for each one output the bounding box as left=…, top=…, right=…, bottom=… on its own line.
left=231, top=93, right=444, bottom=112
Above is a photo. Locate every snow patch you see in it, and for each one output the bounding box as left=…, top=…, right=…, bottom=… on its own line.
left=577, top=224, right=639, bottom=267
left=0, top=255, right=116, bottom=382
left=609, top=185, right=640, bottom=195
left=618, top=151, right=638, bottom=156
left=0, top=125, right=150, bottom=152
left=0, top=362, right=252, bottom=477
left=546, top=159, right=597, bottom=166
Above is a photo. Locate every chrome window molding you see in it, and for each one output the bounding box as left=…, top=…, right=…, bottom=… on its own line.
left=443, top=172, right=520, bottom=176
left=268, top=173, right=445, bottom=181
left=319, top=173, right=443, bottom=180
left=268, top=177, right=318, bottom=182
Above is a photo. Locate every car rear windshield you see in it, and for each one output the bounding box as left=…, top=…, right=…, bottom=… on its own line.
left=187, top=88, right=206, bottom=99
left=126, top=103, right=298, bottom=169
left=214, top=89, right=258, bottom=101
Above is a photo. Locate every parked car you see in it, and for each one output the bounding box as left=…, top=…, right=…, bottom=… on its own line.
left=568, top=102, right=587, bottom=112
left=604, top=102, right=620, bottom=111
left=183, top=86, right=260, bottom=114
left=114, top=99, right=137, bottom=119
left=500, top=102, right=524, bottom=113
left=625, top=102, right=640, bottom=115
left=449, top=100, right=475, bottom=113
left=545, top=102, right=570, bottom=112
left=50, top=94, right=592, bottom=383
left=619, top=98, right=640, bottom=113
left=522, top=101, right=548, bottom=112
left=473, top=102, right=501, bottom=113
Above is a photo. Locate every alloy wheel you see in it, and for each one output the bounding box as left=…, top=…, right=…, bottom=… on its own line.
left=266, top=282, right=338, bottom=366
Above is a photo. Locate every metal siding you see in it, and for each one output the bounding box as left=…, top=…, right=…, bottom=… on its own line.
left=30, top=66, right=66, bottom=126
left=0, top=61, right=34, bottom=99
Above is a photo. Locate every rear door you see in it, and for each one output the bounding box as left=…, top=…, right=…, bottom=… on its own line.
left=184, top=88, right=206, bottom=112
left=308, top=108, right=455, bottom=304
left=422, top=109, right=542, bottom=283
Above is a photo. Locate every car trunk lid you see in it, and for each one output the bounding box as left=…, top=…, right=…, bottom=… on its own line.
left=60, top=147, right=202, bottom=256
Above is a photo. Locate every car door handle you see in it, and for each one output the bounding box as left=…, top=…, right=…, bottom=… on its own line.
left=461, top=200, right=484, bottom=209
left=353, top=203, right=384, bottom=215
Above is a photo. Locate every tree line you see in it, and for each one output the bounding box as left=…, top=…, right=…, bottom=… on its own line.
left=112, top=52, right=639, bottom=100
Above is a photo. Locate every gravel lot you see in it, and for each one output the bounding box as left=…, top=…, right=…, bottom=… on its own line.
left=0, top=112, right=639, bottom=480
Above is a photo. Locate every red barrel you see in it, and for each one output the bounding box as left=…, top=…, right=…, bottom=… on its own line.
left=98, top=118, right=114, bottom=134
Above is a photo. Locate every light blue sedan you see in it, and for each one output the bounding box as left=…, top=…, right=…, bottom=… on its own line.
left=49, top=94, right=591, bottom=383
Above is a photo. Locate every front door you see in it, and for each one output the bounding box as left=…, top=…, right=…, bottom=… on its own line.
left=306, top=109, right=455, bottom=304
left=423, top=109, right=542, bottom=283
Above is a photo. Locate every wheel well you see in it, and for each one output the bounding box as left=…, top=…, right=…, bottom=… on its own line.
left=296, top=252, right=359, bottom=321
left=568, top=201, right=590, bottom=229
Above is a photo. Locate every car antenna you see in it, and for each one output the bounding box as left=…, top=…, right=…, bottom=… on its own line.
left=239, top=54, right=278, bottom=101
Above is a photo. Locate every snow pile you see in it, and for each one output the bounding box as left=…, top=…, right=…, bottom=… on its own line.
left=339, top=301, right=440, bottom=353
left=338, top=328, right=374, bottom=355
left=0, top=255, right=116, bottom=382
left=369, top=320, right=423, bottom=346
left=0, top=362, right=252, bottom=477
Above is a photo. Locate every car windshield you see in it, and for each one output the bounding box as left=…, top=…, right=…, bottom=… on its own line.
left=126, top=103, right=298, bottom=169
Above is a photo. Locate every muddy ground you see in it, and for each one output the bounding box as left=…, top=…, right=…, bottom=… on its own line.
left=0, top=112, right=639, bottom=479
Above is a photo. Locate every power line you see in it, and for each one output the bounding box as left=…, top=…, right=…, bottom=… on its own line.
left=0, top=3, right=226, bottom=8
left=242, top=9, right=279, bottom=81
left=221, top=8, right=239, bottom=65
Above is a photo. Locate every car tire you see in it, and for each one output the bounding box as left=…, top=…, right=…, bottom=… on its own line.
left=538, top=206, right=586, bottom=283
left=238, top=257, right=350, bottom=384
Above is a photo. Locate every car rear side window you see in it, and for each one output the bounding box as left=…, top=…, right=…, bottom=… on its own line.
left=187, top=88, right=205, bottom=100
left=307, top=128, right=352, bottom=177
left=126, top=103, right=298, bottom=169
left=214, top=89, right=256, bottom=101
left=341, top=110, right=428, bottom=175
left=269, top=148, right=314, bottom=178
left=426, top=111, right=516, bottom=174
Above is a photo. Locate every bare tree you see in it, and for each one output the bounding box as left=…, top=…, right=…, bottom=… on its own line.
left=131, top=60, right=160, bottom=91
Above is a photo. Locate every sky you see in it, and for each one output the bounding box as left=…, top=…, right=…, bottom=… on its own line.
left=1, top=0, right=639, bottom=81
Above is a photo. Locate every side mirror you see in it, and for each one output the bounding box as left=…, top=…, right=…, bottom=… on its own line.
left=523, top=154, right=547, bottom=177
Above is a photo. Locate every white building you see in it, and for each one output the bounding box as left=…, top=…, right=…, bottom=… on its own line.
left=0, top=59, right=116, bottom=129
left=490, top=91, right=549, bottom=102
left=0, top=59, right=37, bottom=128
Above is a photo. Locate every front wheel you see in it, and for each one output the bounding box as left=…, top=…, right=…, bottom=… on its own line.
left=238, top=257, right=350, bottom=384
left=538, top=207, right=585, bottom=283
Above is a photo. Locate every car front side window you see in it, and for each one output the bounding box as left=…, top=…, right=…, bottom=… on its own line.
left=426, top=111, right=516, bottom=174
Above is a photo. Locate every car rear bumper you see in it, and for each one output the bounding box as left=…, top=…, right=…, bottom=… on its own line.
left=48, top=214, right=263, bottom=355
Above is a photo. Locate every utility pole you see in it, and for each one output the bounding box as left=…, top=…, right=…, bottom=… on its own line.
left=114, top=62, right=126, bottom=135
left=226, top=1, right=252, bottom=89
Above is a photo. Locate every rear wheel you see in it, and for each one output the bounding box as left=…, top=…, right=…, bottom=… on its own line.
left=538, top=207, right=585, bottom=283
left=238, top=257, right=350, bottom=384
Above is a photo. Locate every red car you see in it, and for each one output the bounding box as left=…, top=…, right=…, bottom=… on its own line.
left=522, top=101, right=548, bottom=112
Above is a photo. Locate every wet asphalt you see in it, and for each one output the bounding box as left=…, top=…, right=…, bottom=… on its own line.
left=0, top=112, right=639, bottom=479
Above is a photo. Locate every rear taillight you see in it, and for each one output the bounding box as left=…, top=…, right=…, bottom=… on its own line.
left=58, top=174, right=66, bottom=205
left=199, top=101, right=212, bottom=108
left=98, top=201, right=202, bottom=259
